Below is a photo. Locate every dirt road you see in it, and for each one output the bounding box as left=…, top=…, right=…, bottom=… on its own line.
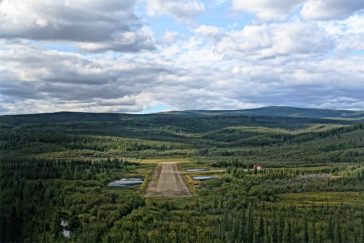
left=145, top=163, right=191, bottom=198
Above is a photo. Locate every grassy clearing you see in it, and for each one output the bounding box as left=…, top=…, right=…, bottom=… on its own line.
left=280, top=191, right=364, bottom=206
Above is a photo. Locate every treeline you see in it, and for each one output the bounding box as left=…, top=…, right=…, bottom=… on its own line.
left=216, top=204, right=364, bottom=243
left=0, top=129, right=189, bottom=151
left=203, top=124, right=364, bottom=148
left=0, top=126, right=193, bottom=160
left=226, top=166, right=364, bottom=194
left=1, top=158, right=132, bottom=180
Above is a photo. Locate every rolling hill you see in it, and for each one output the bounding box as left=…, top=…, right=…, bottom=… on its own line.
left=180, top=106, right=364, bottom=119
left=1, top=106, right=364, bottom=242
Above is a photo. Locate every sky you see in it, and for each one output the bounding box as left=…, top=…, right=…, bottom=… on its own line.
left=0, top=0, right=364, bottom=114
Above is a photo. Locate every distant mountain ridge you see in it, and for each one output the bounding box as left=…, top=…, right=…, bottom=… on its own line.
left=1, top=107, right=364, bottom=125
left=0, top=106, right=363, bottom=140
left=180, top=106, right=364, bottom=119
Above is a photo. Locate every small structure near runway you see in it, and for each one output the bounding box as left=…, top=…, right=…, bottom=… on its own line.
left=108, top=178, right=143, bottom=187
left=253, top=163, right=264, bottom=171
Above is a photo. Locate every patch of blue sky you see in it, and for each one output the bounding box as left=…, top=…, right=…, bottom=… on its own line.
left=198, top=0, right=254, bottom=30
left=351, top=50, right=364, bottom=56
left=32, top=41, right=78, bottom=52
left=134, top=1, right=190, bottom=40
left=136, top=104, right=174, bottom=114
left=286, top=4, right=305, bottom=21
left=149, top=15, right=191, bottom=40
left=134, top=0, right=254, bottom=41
left=134, top=0, right=147, bottom=19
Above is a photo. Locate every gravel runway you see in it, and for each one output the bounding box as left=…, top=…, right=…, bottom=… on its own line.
left=145, top=163, right=191, bottom=198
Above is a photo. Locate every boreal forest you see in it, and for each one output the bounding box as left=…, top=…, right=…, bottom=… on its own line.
left=1, top=106, right=364, bottom=242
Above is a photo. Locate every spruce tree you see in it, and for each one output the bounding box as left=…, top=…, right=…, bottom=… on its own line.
left=362, top=212, right=364, bottom=243
left=311, top=222, right=317, bottom=243
left=271, top=215, right=278, bottom=243
left=247, top=207, right=255, bottom=243
left=304, top=219, right=309, bottom=243
left=256, top=215, right=264, bottom=243
left=328, top=217, right=334, bottom=241
left=264, top=220, right=270, bottom=243
left=335, top=222, right=342, bottom=243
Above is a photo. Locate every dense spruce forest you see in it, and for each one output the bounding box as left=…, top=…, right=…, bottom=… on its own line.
left=1, top=107, right=364, bottom=242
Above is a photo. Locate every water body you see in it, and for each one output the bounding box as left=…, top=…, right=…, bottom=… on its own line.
left=185, top=168, right=209, bottom=172
left=192, top=176, right=216, bottom=181
left=108, top=178, right=144, bottom=187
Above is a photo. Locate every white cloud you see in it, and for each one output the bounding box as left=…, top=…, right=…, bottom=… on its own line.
left=301, top=0, right=364, bottom=20
left=1, top=35, right=364, bottom=114
left=147, top=0, right=204, bottom=22
left=1, top=0, right=364, bottom=114
left=232, top=0, right=364, bottom=21
left=216, top=22, right=334, bottom=59
left=344, top=14, right=364, bottom=34
left=194, top=25, right=221, bottom=38
left=318, top=14, right=364, bottom=53
left=232, top=0, right=304, bottom=20
left=0, top=45, right=166, bottom=113
left=163, top=31, right=177, bottom=44
left=78, top=26, right=155, bottom=52
left=0, top=0, right=154, bottom=52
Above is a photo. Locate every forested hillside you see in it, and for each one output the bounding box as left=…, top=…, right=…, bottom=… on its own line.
left=185, top=106, right=364, bottom=119
left=1, top=107, right=364, bottom=242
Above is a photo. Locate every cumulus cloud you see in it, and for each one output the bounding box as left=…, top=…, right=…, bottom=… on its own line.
left=301, top=0, right=364, bottom=20
left=318, top=14, right=364, bottom=52
left=216, top=22, right=334, bottom=59
left=232, top=0, right=364, bottom=20
left=0, top=46, right=168, bottom=113
left=1, top=0, right=364, bottom=114
left=151, top=54, right=364, bottom=110
left=162, top=30, right=181, bottom=45
left=194, top=25, right=221, bottom=39
left=147, top=0, right=204, bottom=22
left=1, top=36, right=364, bottom=114
left=0, top=0, right=154, bottom=52
left=232, top=0, right=305, bottom=20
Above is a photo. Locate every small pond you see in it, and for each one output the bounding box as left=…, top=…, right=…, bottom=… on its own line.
left=185, top=168, right=209, bottom=172
left=108, top=178, right=144, bottom=187
left=192, top=176, right=216, bottom=181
